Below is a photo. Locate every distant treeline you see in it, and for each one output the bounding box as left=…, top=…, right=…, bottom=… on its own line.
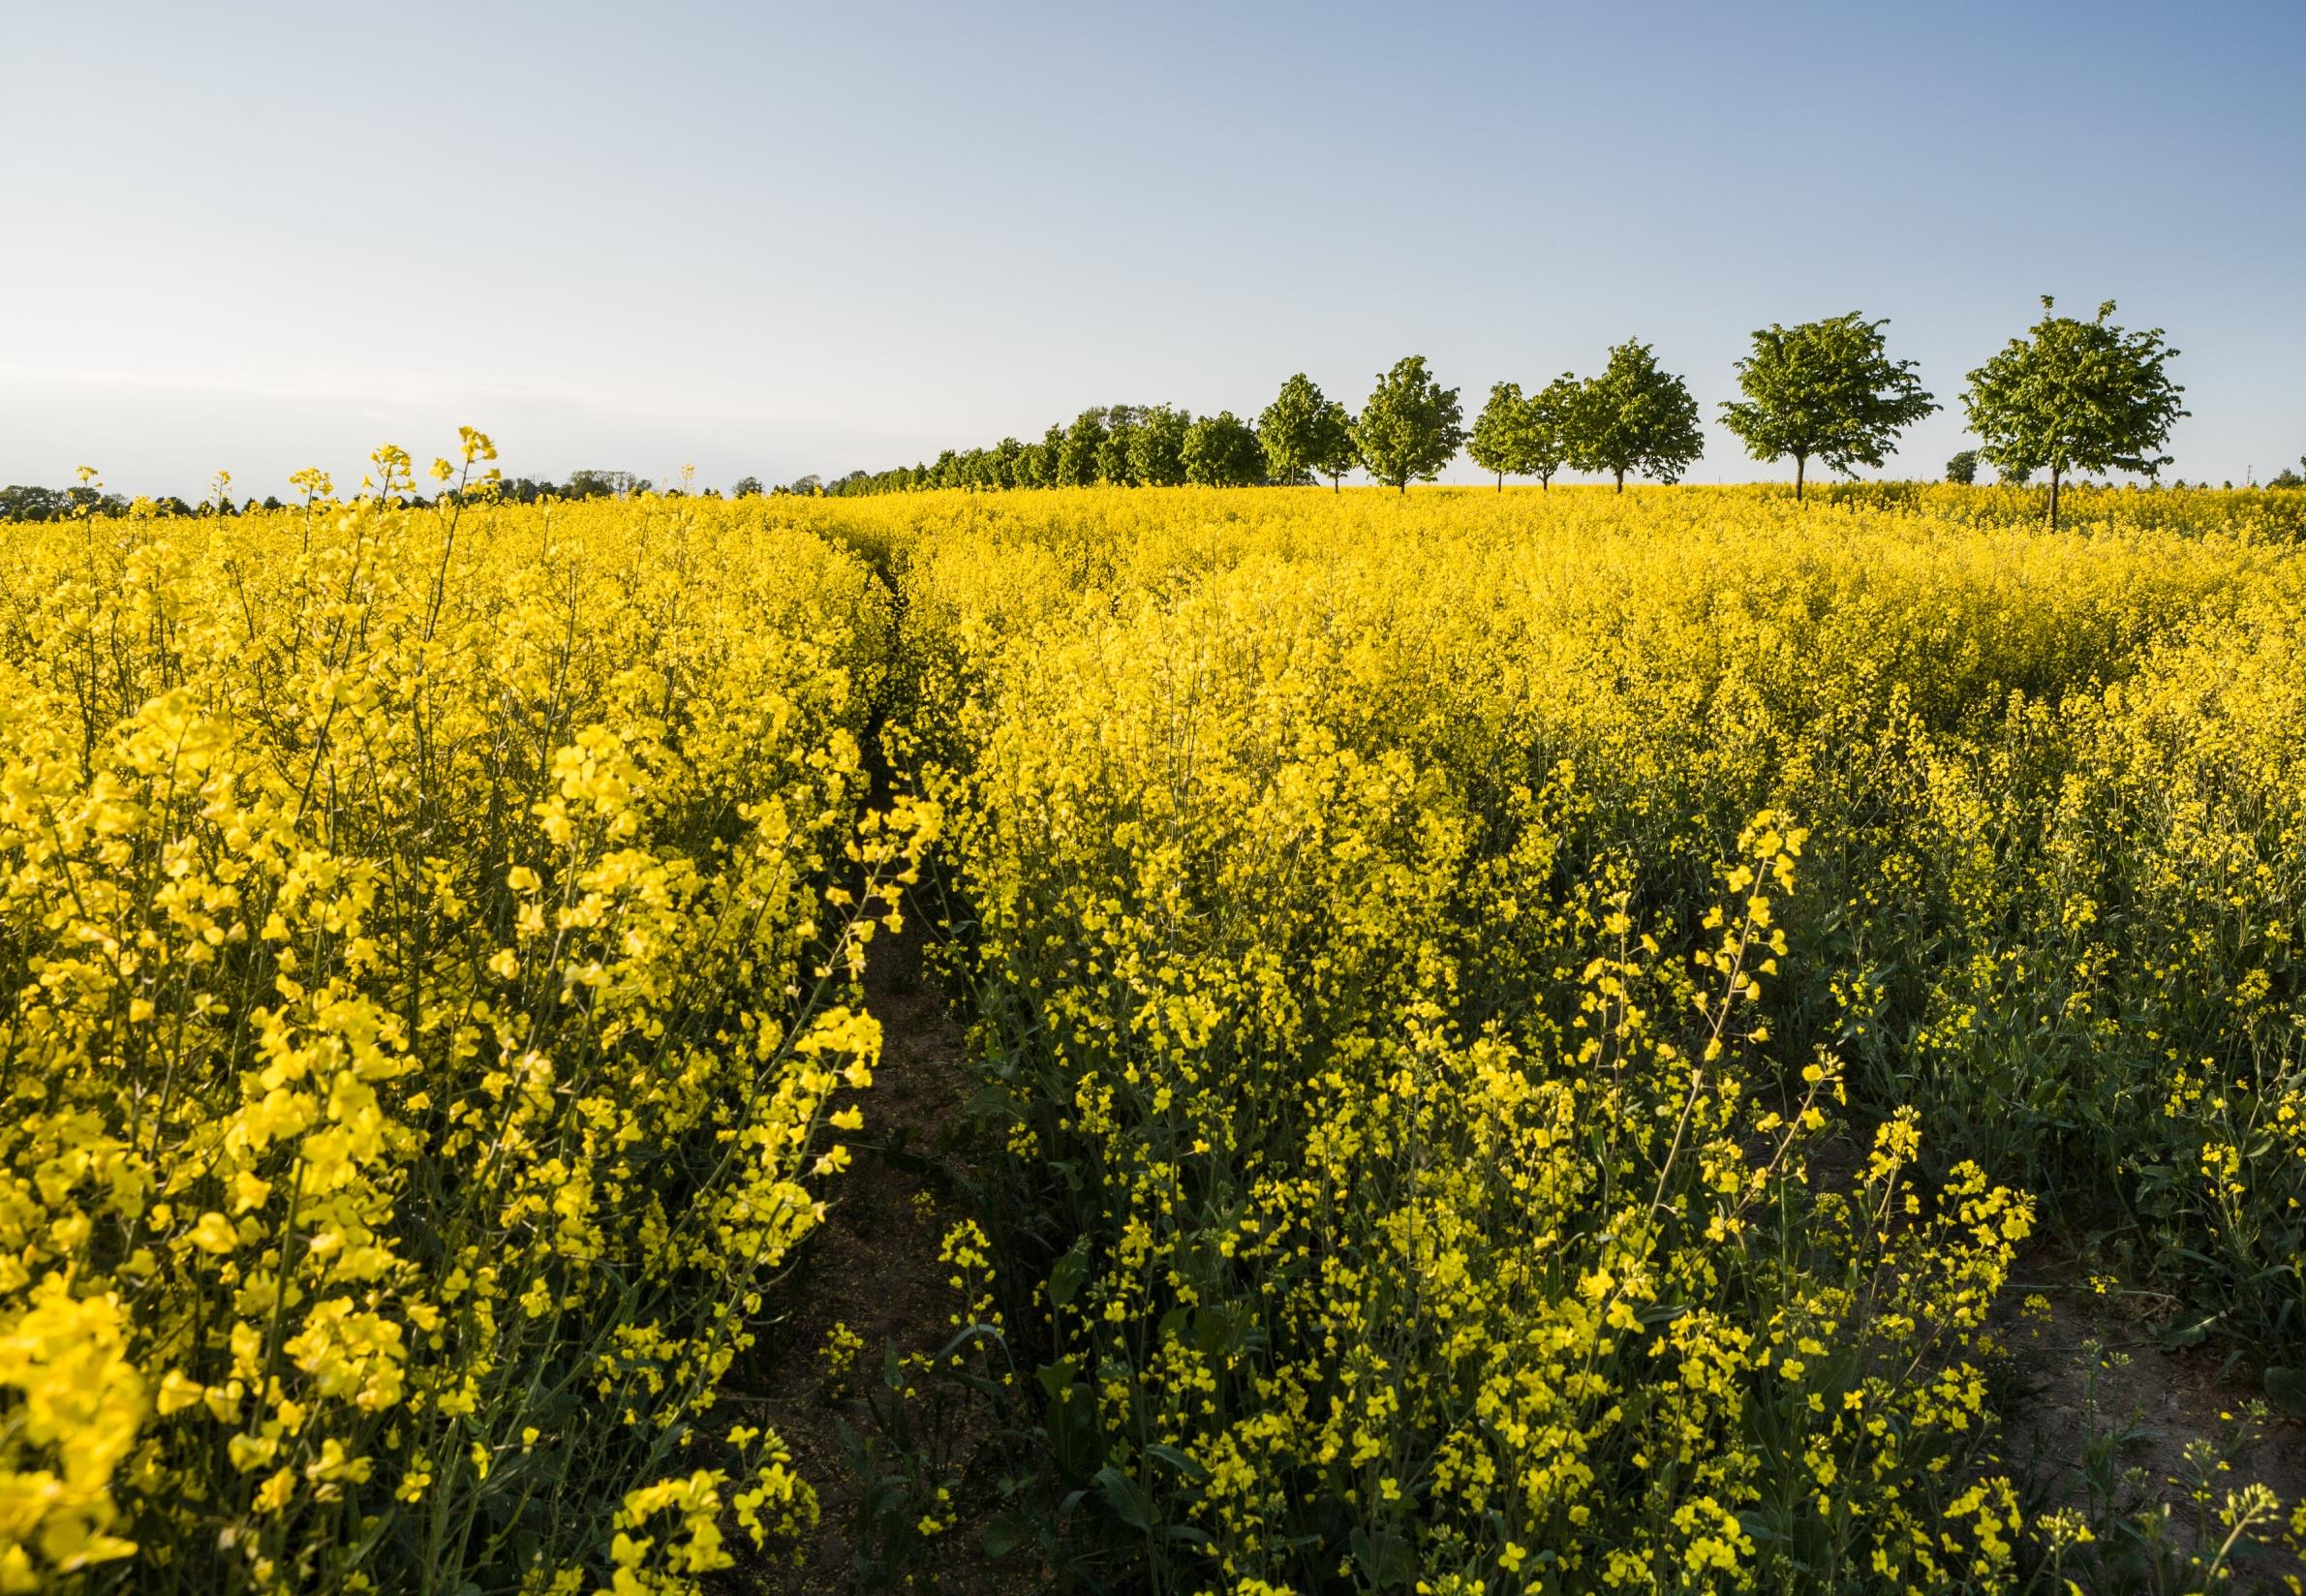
left=9, top=300, right=2303, bottom=527
left=0, top=469, right=709, bottom=522
left=816, top=399, right=1305, bottom=497
left=801, top=302, right=2294, bottom=531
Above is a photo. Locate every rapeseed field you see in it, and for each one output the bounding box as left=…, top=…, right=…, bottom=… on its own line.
left=4, top=476, right=2302, bottom=1592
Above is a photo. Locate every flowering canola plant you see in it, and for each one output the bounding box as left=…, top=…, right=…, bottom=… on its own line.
left=856, top=485, right=2306, bottom=1593
left=0, top=454, right=933, bottom=1593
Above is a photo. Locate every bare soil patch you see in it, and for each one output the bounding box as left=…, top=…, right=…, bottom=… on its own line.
left=2002, top=1245, right=2306, bottom=1589
left=724, top=908, right=1038, bottom=1594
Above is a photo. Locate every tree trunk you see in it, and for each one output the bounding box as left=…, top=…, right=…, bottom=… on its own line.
left=1614, top=469, right=1625, bottom=493
left=2048, top=467, right=2061, bottom=530
left=1495, top=472, right=1503, bottom=492
left=1795, top=454, right=1805, bottom=502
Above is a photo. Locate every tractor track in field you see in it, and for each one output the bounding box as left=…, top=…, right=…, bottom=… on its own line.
left=727, top=895, right=1041, bottom=1596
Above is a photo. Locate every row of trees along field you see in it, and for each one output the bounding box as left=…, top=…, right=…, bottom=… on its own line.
left=6, top=299, right=2281, bottom=533
left=824, top=297, right=2204, bottom=529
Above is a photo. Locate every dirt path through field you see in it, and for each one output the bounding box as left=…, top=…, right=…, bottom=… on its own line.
left=727, top=899, right=1032, bottom=1594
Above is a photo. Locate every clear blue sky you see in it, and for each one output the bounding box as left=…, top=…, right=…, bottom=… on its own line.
left=5, top=1, right=2301, bottom=495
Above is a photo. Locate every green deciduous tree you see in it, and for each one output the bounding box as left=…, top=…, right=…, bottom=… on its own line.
left=1468, top=382, right=1530, bottom=491
left=1961, top=296, right=2187, bottom=529
left=1353, top=356, right=1464, bottom=493
left=1258, top=374, right=1337, bottom=486
left=1523, top=376, right=1577, bottom=490
left=1566, top=341, right=1704, bottom=491
left=564, top=469, right=650, bottom=499
left=1465, top=377, right=1577, bottom=491
left=1945, top=449, right=1980, bottom=485
left=1096, top=405, right=1142, bottom=485
left=1182, top=412, right=1263, bottom=487
left=1310, top=398, right=1356, bottom=492
left=0, top=486, right=72, bottom=521
left=1058, top=410, right=1107, bottom=487
left=1130, top=405, right=1192, bottom=486
left=1014, top=436, right=1051, bottom=489
left=1719, top=313, right=1936, bottom=500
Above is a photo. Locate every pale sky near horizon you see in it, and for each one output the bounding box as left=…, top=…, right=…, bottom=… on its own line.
left=5, top=1, right=2301, bottom=497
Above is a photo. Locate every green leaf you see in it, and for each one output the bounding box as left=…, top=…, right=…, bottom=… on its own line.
left=2158, top=1312, right=2217, bottom=1350
left=1146, top=1443, right=1209, bottom=1486
left=1094, top=1465, right=1153, bottom=1533
left=1047, top=1243, right=1088, bottom=1308
left=981, top=1513, right=1027, bottom=1559
left=1349, top=1525, right=1417, bottom=1589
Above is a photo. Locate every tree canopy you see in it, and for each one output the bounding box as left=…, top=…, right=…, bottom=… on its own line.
left=1961, top=296, right=2186, bottom=527
left=1354, top=356, right=1464, bottom=492
left=1467, top=383, right=1529, bottom=490
left=1467, top=377, right=1577, bottom=490
left=1258, top=375, right=1334, bottom=486
left=1256, top=375, right=1358, bottom=489
left=1182, top=412, right=1263, bottom=487
left=1567, top=341, right=1704, bottom=491
left=1094, top=406, right=1142, bottom=485
left=1130, top=405, right=1192, bottom=486
left=1058, top=410, right=1107, bottom=486
left=1522, top=377, right=1577, bottom=490
left=1719, top=314, right=1936, bottom=499
left=1308, top=397, right=1356, bottom=491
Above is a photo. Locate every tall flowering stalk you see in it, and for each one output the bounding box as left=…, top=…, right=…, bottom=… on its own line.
left=0, top=459, right=933, bottom=1593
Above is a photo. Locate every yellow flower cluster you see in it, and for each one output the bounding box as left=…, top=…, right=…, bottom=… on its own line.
left=849, top=485, right=2306, bottom=1592
left=0, top=468, right=929, bottom=1592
